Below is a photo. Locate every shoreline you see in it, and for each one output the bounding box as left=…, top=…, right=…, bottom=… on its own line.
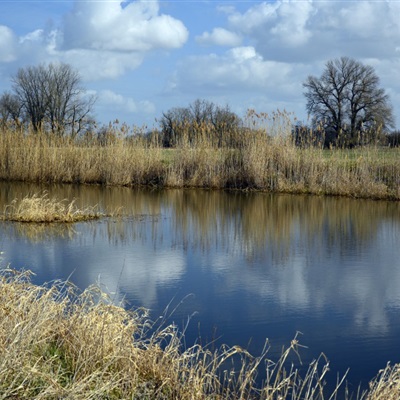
left=0, top=128, right=399, bottom=201
left=0, top=269, right=399, bottom=399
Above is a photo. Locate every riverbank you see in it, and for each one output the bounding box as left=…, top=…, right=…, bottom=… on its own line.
left=0, top=127, right=399, bottom=200
left=0, top=268, right=399, bottom=399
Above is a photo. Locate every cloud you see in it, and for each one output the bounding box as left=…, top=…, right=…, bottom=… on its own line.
left=19, top=29, right=44, bottom=44
left=83, top=246, right=186, bottom=309
left=196, top=28, right=242, bottom=47
left=0, top=1, right=188, bottom=80
left=62, top=49, right=145, bottom=80
left=226, top=1, right=316, bottom=61
left=0, top=25, right=17, bottom=62
left=269, top=1, right=314, bottom=47
left=62, top=0, right=188, bottom=52
left=169, top=46, right=299, bottom=98
left=97, top=89, right=156, bottom=116
left=226, top=0, right=400, bottom=62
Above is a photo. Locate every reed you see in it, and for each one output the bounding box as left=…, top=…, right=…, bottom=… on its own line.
left=1, top=114, right=400, bottom=200
left=364, top=363, right=400, bottom=399
left=0, top=268, right=398, bottom=399
left=1, top=192, right=103, bottom=222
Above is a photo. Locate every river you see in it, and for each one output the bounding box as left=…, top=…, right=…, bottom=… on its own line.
left=1, top=181, right=400, bottom=395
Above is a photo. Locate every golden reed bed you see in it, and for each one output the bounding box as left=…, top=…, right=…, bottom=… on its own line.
left=0, top=121, right=399, bottom=200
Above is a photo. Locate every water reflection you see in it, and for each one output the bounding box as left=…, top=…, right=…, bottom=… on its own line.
left=1, top=221, right=76, bottom=242
left=1, top=182, right=400, bottom=390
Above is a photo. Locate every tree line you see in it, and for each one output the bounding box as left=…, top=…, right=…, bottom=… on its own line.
left=0, top=58, right=397, bottom=147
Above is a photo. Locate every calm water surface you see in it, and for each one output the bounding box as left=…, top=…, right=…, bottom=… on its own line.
left=1, top=182, right=400, bottom=395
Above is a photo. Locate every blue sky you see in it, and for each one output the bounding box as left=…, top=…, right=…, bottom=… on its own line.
left=1, top=0, right=400, bottom=130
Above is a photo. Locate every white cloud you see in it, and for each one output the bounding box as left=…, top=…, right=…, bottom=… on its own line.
left=226, top=0, right=315, bottom=60
left=62, top=49, right=145, bottom=80
left=0, top=25, right=17, bottom=62
left=19, top=29, right=44, bottom=44
left=226, top=0, right=400, bottom=62
left=228, top=2, right=278, bottom=33
left=269, top=1, right=314, bottom=47
left=97, top=89, right=156, bottom=116
left=0, top=1, right=188, bottom=81
left=335, top=2, right=400, bottom=40
left=196, top=28, right=242, bottom=47
left=62, top=0, right=188, bottom=52
left=170, top=46, right=297, bottom=97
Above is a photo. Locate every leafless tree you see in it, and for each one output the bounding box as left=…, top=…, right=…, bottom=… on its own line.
left=160, top=106, right=191, bottom=147
left=11, top=62, right=96, bottom=136
left=0, top=91, right=23, bottom=130
left=12, top=64, right=48, bottom=132
left=303, top=57, right=394, bottom=146
left=160, top=99, right=241, bottom=147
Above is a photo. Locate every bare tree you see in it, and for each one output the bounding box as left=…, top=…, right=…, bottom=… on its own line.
left=303, top=57, right=394, bottom=146
left=160, top=99, right=241, bottom=147
left=160, top=107, right=191, bottom=147
left=46, top=63, right=96, bottom=137
left=12, top=64, right=49, bottom=132
left=211, top=104, right=241, bottom=147
left=189, top=98, right=215, bottom=126
left=11, top=62, right=96, bottom=135
left=0, top=91, right=23, bottom=130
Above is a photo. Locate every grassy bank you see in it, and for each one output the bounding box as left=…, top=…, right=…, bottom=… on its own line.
left=0, top=122, right=400, bottom=200
left=0, top=268, right=399, bottom=399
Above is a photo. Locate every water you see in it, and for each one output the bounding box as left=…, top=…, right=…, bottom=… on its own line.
left=1, top=182, right=400, bottom=395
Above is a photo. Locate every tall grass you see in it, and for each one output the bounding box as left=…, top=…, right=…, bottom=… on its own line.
left=0, top=268, right=399, bottom=399
left=1, top=192, right=104, bottom=222
left=1, top=114, right=400, bottom=200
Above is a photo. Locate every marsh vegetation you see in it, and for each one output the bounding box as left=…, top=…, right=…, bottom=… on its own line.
left=0, top=192, right=105, bottom=223
left=1, top=110, right=400, bottom=200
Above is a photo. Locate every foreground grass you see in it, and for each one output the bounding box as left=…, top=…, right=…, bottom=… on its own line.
left=0, top=192, right=104, bottom=223
left=1, top=120, right=400, bottom=200
left=0, top=269, right=399, bottom=399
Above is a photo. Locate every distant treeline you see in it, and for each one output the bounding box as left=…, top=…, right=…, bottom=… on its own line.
left=1, top=59, right=399, bottom=149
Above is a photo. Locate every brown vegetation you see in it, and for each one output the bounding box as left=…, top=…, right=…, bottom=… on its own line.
left=0, top=192, right=103, bottom=223
left=1, top=269, right=399, bottom=399
left=0, top=112, right=399, bottom=200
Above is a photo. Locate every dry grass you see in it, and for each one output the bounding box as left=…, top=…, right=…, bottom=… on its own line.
left=1, top=115, right=400, bottom=200
left=0, top=269, right=398, bottom=399
left=362, top=363, right=400, bottom=400
left=0, top=192, right=103, bottom=223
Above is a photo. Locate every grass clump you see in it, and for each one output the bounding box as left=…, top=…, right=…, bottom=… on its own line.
left=364, top=363, right=400, bottom=399
left=0, top=192, right=103, bottom=223
left=0, top=268, right=399, bottom=399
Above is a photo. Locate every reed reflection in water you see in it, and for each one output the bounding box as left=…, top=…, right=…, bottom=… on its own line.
left=1, top=181, right=400, bottom=392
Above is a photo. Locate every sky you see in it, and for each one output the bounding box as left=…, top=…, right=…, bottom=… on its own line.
left=1, top=0, right=400, bottom=130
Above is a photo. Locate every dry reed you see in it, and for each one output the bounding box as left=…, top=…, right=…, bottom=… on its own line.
left=0, top=269, right=398, bottom=399
left=362, top=363, right=400, bottom=399
left=1, top=192, right=103, bottom=222
left=1, top=114, right=400, bottom=200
